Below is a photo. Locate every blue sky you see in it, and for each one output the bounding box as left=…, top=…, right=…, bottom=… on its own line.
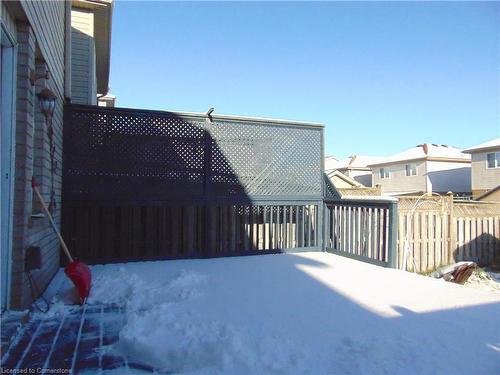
left=110, top=1, right=500, bottom=158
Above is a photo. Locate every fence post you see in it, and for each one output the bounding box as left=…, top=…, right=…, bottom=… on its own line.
left=447, top=192, right=456, bottom=264
left=321, top=202, right=327, bottom=252
left=387, top=201, right=398, bottom=268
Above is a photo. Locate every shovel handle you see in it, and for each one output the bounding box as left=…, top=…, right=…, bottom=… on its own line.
left=32, top=177, right=74, bottom=263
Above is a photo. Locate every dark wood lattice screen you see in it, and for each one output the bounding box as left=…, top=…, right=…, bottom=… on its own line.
left=63, top=105, right=324, bottom=204
left=62, top=105, right=324, bottom=262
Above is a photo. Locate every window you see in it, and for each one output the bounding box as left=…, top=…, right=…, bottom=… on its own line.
left=405, top=163, right=417, bottom=176
left=380, top=168, right=389, bottom=179
left=486, top=152, right=500, bottom=169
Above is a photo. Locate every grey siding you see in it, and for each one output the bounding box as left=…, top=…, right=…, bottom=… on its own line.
left=372, top=161, right=427, bottom=193
left=1, top=2, right=17, bottom=41
left=20, top=0, right=66, bottom=98
left=471, top=151, right=500, bottom=192
left=71, top=8, right=97, bottom=105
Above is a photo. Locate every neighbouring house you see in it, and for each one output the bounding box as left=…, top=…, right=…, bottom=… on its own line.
left=327, top=170, right=362, bottom=189
left=476, top=186, right=500, bottom=202
left=324, top=155, right=339, bottom=170
left=98, top=92, right=116, bottom=107
left=368, top=143, right=471, bottom=195
left=325, top=169, right=382, bottom=198
left=71, top=0, right=112, bottom=105
left=462, top=138, right=500, bottom=200
left=325, top=155, right=383, bottom=187
left=0, top=0, right=113, bottom=310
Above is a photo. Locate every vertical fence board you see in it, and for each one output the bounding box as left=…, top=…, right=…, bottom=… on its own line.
left=478, top=218, right=485, bottom=264
left=376, top=208, right=382, bottom=261
left=421, top=213, right=428, bottom=272
left=470, top=218, right=477, bottom=261
left=435, top=214, right=442, bottom=268
left=230, top=206, right=236, bottom=253
left=488, top=218, right=494, bottom=263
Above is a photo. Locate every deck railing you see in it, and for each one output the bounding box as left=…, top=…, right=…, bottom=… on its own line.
left=324, top=198, right=398, bottom=267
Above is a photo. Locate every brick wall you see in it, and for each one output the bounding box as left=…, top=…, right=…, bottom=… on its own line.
left=8, top=5, right=65, bottom=309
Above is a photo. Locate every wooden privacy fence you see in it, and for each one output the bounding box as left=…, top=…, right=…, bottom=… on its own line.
left=397, top=195, right=500, bottom=273
left=62, top=105, right=324, bottom=262
left=324, top=198, right=398, bottom=267
left=64, top=203, right=319, bottom=262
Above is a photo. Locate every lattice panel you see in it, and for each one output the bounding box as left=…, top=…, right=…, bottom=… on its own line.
left=324, top=174, right=340, bottom=200
left=65, top=108, right=207, bottom=201
left=209, top=121, right=322, bottom=197
left=64, top=106, right=323, bottom=202
left=397, top=196, right=453, bottom=212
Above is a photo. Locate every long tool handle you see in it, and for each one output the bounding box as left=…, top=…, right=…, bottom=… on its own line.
left=32, top=177, right=74, bottom=263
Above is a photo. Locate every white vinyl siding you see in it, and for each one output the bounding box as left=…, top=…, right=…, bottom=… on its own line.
left=425, top=161, right=471, bottom=193
left=71, top=8, right=97, bottom=104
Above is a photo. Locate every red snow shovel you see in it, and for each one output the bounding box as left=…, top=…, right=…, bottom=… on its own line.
left=32, top=177, right=91, bottom=304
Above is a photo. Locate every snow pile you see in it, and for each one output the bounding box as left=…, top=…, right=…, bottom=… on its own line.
left=464, top=268, right=500, bottom=293
left=87, top=265, right=307, bottom=374
left=50, top=253, right=500, bottom=374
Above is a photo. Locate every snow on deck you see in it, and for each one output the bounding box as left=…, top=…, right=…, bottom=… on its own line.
left=9, top=253, right=500, bottom=374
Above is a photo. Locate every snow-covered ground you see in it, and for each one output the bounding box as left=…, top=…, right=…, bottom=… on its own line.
left=49, top=252, right=500, bottom=375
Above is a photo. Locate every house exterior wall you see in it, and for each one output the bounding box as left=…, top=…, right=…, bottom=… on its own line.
left=2, top=1, right=66, bottom=309
left=478, top=188, right=500, bottom=202
left=71, top=8, right=97, bottom=104
left=331, top=175, right=356, bottom=189
left=371, top=161, right=427, bottom=193
left=20, top=1, right=66, bottom=99
left=1, top=2, right=17, bottom=38
left=345, top=169, right=372, bottom=187
left=470, top=150, right=500, bottom=197
left=426, top=160, right=471, bottom=193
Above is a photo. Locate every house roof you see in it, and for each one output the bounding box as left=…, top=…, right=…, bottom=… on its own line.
left=326, top=170, right=362, bottom=188
left=73, top=0, right=113, bottom=96
left=325, top=155, right=383, bottom=171
left=476, top=185, right=500, bottom=201
left=462, top=138, right=500, bottom=154
left=324, top=156, right=339, bottom=171
left=367, top=144, right=470, bottom=167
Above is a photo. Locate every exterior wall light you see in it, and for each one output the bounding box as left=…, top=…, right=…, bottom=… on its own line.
left=37, top=88, right=57, bottom=124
